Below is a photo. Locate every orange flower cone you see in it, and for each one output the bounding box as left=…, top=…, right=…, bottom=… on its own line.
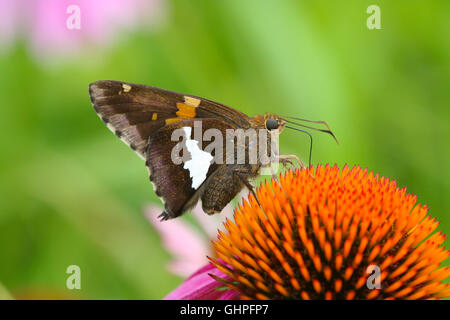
left=209, top=165, right=450, bottom=300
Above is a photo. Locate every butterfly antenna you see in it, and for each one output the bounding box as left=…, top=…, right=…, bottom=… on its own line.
left=281, top=117, right=339, bottom=145
left=285, top=125, right=313, bottom=167
left=283, top=116, right=332, bottom=130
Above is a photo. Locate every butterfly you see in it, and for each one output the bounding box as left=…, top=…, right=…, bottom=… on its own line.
left=89, top=80, right=337, bottom=220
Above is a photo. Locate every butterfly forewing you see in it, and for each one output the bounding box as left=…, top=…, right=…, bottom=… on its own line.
left=89, top=81, right=180, bottom=158
left=89, top=80, right=252, bottom=159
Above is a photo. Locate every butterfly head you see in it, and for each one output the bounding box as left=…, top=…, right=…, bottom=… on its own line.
left=250, top=113, right=287, bottom=134
left=264, top=113, right=287, bottom=134
left=252, top=112, right=339, bottom=167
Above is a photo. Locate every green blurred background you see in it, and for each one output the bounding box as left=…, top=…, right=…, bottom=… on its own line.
left=0, top=0, right=448, bottom=299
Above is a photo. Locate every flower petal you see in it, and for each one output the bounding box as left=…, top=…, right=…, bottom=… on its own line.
left=164, top=263, right=239, bottom=300
left=146, top=205, right=210, bottom=277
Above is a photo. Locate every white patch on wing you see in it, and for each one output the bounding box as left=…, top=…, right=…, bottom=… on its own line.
left=182, top=127, right=213, bottom=189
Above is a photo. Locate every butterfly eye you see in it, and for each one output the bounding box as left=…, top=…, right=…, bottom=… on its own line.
left=266, top=118, right=279, bottom=130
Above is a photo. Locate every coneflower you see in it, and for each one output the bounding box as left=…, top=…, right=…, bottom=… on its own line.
left=206, top=165, right=450, bottom=300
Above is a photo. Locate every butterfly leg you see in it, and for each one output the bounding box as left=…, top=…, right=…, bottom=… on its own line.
left=158, top=212, right=170, bottom=221
left=278, top=154, right=315, bottom=180
left=232, top=167, right=260, bottom=204
left=278, top=154, right=306, bottom=169
left=158, top=206, right=178, bottom=221
left=279, top=157, right=295, bottom=169
left=268, top=154, right=303, bottom=182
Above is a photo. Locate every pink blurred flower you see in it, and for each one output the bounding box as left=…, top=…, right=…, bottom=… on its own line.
left=147, top=200, right=244, bottom=300
left=0, top=0, right=166, bottom=60
left=146, top=201, right=237, bottom=278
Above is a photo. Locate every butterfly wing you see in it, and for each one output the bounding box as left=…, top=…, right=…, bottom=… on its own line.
left=89, top=80, right=251, bottom=159
left=146, top=118, right=237, bottom=219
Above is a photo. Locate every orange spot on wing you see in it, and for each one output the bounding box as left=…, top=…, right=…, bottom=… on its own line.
left=176, top=102, right=197, bottom=118
left=165, top=117, right=187, bottom=125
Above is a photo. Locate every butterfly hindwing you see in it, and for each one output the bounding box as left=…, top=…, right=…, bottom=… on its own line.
left=146, top=118, right=237, bottom=219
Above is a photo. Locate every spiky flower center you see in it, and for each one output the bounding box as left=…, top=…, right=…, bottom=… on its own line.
left=210, top=165, right=450, bottom=300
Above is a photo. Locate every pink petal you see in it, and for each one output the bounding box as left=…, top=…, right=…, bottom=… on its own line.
left=168, top=260, right=207, bottom=278
left=164, top=263, right=239, bottom=300
left=0, top=0, right=167, bottom=60
left=146, top=206, right=211, bottom=277
left=0, top=0, right=21, bottom=49
left=218, top=289, right=241, bottom=300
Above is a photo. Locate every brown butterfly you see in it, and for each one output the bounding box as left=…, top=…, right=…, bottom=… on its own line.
left=89, top=80, right=337, bottom=220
